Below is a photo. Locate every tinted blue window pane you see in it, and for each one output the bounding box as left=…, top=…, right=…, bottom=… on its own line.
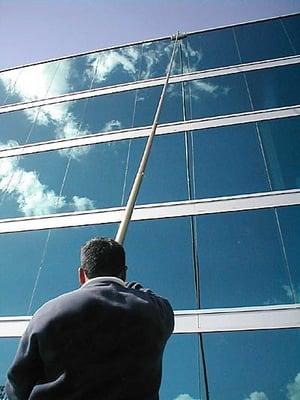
left=0, top=38, right=186, bottom=107
left=258, top=117, right=300, bottom=191
left=0, top=339, right=19, bottom=386
left=161, top=335, right=201, bottom=400
left=0, top=91, right=136, bottom=145
left=277, top=205, right=300, bottom=303
left=186, top=27, right=240, bottom=71
left=0, top=60, right=63, bottom=106
left=203, top=329, right=300, bottom=400
left=127, top=218, right=196, bottom=310
left=197, top=208, right=297, bottom=308
left=189, top=73, right=251, bottom=119
left=192, top=124, right=270, bottom=198
left=234, top=18, right=294, bottom=63
left=0, top=134, right=187, bottom=219
left=0, top=217, right=196, bottom=315
left=281, top=14, right=300, bottom=54
left=134, top=83, right=183, bottom=128
left=247, top=64, right=300, bottom=110
left=141, top=39, right=182, bottom=78
left=0, top=84, right=183, bottom=145
left=0, top=225, right=117, bottom=315
left=0, top=44, right=146, bottom=106
left=124, top=134, right=188, bottom=205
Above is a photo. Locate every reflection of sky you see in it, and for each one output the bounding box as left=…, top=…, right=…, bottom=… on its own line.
left=1, top=15, right=300, bottom=399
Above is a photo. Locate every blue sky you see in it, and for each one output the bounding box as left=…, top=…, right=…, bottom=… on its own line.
left=0, top=0, right=299, bottom=69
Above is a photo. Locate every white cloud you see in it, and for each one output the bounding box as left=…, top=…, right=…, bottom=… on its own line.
left=283, top=285, right=300, bottom=302
left=56, top=115, right=90, bottom=160
left=244, top=392, right=269, bottom=400
left=0, top=61, right=71, bottom=126
left=174, top=394, right=199, bottom=400
left=0, top=141, right=95, bottom=217
left=103, top=119, right=122, bottom=132
left=287, top=372, right=300, bottom=400
left=192, top=80, right=219, bottom=94
left=87, top=47, right=139, bottom=83
left=71, top=196, right=95, bottom=211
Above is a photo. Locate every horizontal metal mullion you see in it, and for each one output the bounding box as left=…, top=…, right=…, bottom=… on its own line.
left=171, top=55, right=300, bottom=83
left=0, top=189, right=299, bottom=234
left=1, top=105, right=299, bottom=159
left=1, top=304, right=299, bottom=337
left=0, top=76, right=166, bottom=114
left=1, top=55, right=299, bottom=115
left=174, top=304, right=300, bottom=333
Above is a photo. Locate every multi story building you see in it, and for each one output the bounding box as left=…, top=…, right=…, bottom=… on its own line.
left=0, top=12, right=300, bottom=400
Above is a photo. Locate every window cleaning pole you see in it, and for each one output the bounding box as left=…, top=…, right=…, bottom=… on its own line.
left=115, top=32, right=184, bottom=245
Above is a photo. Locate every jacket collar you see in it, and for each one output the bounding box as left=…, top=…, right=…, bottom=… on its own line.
left=80, top=276, right=125, bottom=289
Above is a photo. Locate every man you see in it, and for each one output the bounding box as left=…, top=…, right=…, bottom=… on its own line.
left=6, top=237, right=174, bottom=400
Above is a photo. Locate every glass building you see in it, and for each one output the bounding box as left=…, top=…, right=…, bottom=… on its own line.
left=1, top=12, right=300, bottom=400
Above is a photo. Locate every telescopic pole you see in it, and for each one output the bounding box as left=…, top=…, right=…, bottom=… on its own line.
left=115, top=32, right=181, bottom=245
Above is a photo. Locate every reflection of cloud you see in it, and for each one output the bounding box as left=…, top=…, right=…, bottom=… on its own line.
left=181, top=42, right=203, bottom=73
left=174, top=394, right=199, bottom=400
left=245, top=392, right=269, bottom=400
left=87, top=47, right=140, bottom=82
left=0, top=61, right=70, bottom=102
left=287, top=372, right=300, bottom=400
left=103, top=119, right=122, bottom=132
left=0, top=61, right=71, bottom=125
left=0, top=141, right=95, bottom=216
left=71, top=196, right=95, bottom=211
left=245, top=371, right=300, bottom=400
left=283, top=285, right=300, bottom=302
left=57, top=116, right=90, bottom=160
left=0, top=40, right=204, bottom=152
left=192, top=80, right=231, bottom=97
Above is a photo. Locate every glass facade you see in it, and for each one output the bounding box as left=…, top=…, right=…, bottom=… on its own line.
left=0, top=13, right=300, bottom=400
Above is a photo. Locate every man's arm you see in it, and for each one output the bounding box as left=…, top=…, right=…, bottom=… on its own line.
left=125, top=281, right=174, bottom=336
left=5, top=323, right=44, bottom=400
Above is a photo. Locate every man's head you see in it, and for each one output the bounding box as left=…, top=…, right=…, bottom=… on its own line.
left=79, top=237, right=126, bottom=285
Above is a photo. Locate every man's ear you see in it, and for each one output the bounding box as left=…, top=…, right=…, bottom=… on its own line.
left=78, top=267, right=88, bottom=286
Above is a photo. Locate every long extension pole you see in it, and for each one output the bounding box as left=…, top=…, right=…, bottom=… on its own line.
left=115, top=32, right=181, bottom=244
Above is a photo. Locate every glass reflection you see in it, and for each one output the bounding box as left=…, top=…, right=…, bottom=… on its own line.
left=0, top=80, right=185, bottom=147
left=281, top=14, right=300, bottom=54
left=203, top=328, right=300, bottom=400
left=0, top=38, right=194, bottom=108
left=0, top=217, right=196, bottom=316
left=161, top=335, right=200, bottom=400
left=258, top=116, right=300, bottom=191
left=277, top=205, right=300, bottom=303
left=186, top=27, right=240, bottom=71
left=0, top=339, right=19, bottom=388
left=234, top=18, right=294, bottom=63
left=246, top=64, right=300, bottom=110
left=0, top=133, right=188, bottom=219
left=0, top=225, right=117, bottom=316
left=196, top=207, right=299, bottom=308
left=188, top=73, right=252, bottom=119
left=192, top=124, right=270, bottom=198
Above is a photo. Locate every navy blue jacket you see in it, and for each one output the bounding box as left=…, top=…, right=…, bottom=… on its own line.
left=5, top=279, right=174, bottom=400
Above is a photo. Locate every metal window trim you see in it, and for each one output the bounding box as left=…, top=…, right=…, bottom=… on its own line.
left=174, top=303, right=300, bottom=333
left=1, top=55, right=299, bottom=116
left=1, top=304, right=299, bottom=337
left=0, top=189, right=299, bottom=234
left=1, top=105, right=300, bottom=159
left=0, top=11, right=298, bottom=74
